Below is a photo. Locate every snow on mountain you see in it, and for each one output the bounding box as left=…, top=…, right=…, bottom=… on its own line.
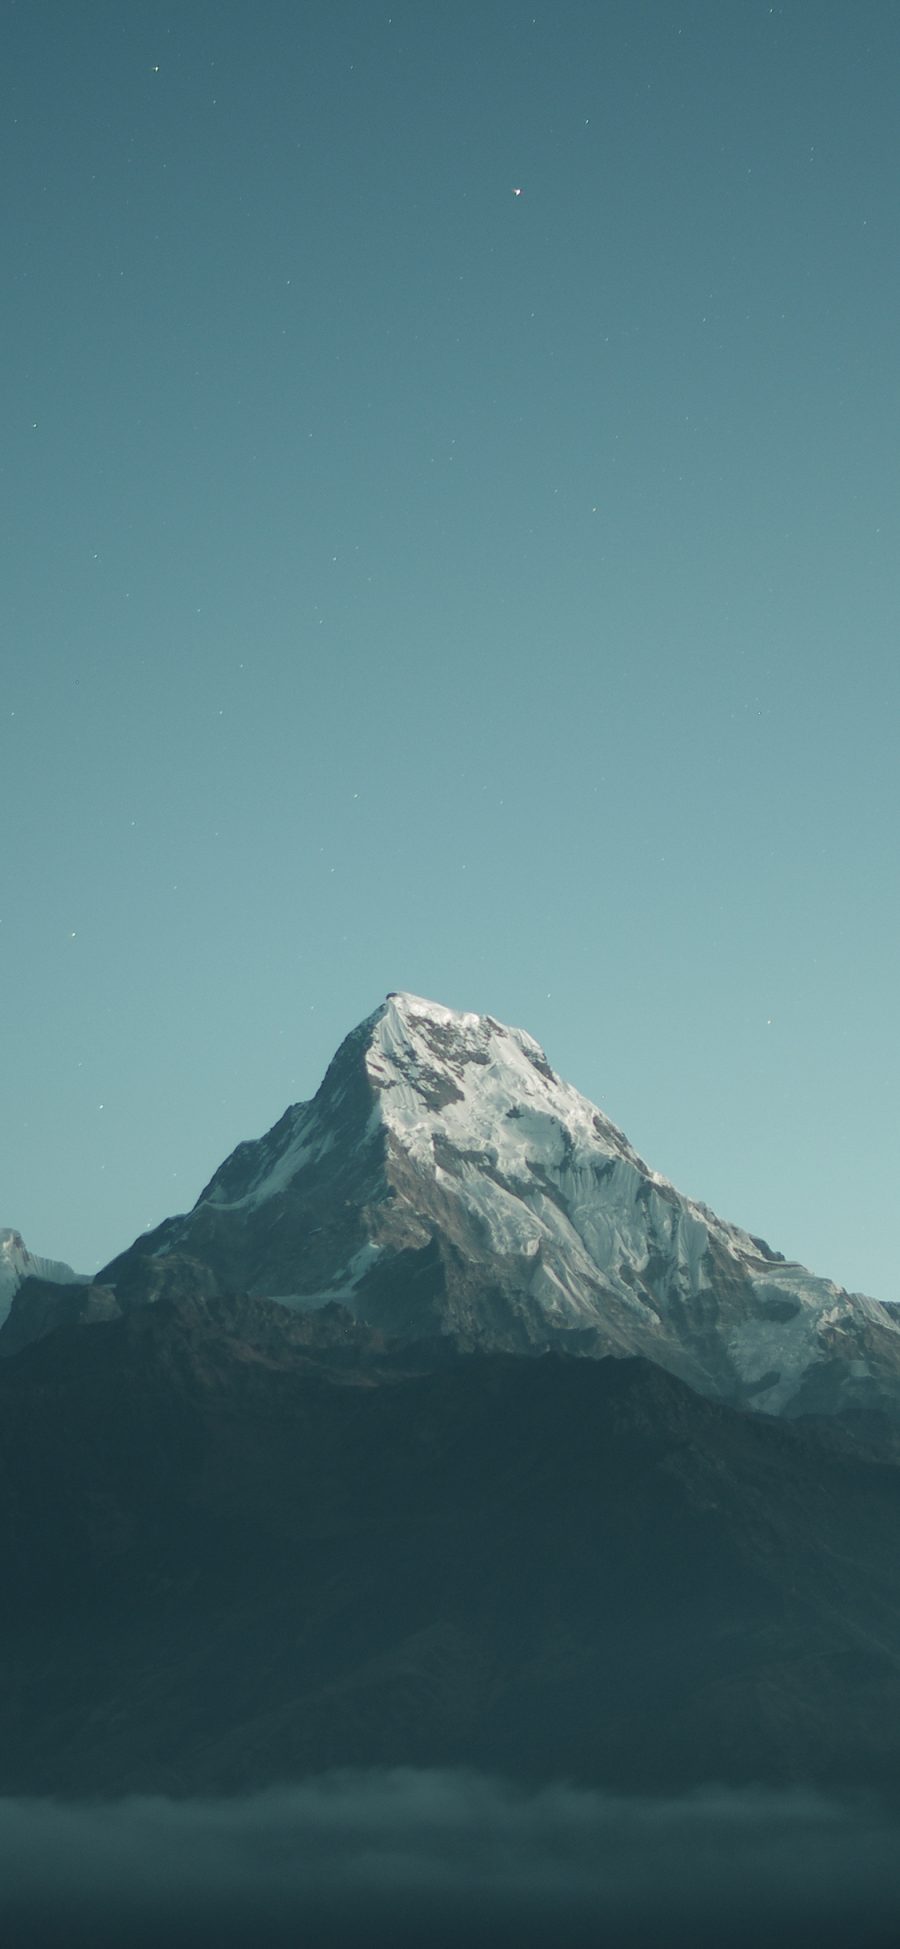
left=0, top=1229, right=88, bottom=1330
left=57, top=991, right=895, bottom=1419
left=6, top=994, right=900, bottom=1416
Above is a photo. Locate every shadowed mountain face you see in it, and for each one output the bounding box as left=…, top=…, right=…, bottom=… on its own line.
left=8, top=993, right=899, bottom=1418
left=3, top=1291, right=900, bottom=1801
left=0, top=1228, right=87, bottom=1332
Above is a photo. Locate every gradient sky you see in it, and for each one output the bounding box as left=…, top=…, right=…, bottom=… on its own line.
left=3, top=1, right=898, bottom=1299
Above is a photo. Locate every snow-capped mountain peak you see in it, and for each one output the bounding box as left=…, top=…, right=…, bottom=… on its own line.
left=7, top=995, right=900, bottom=1419
left=369, top=990, right=674, bottom=1183
left=361, top=994, right=793, bottom=1293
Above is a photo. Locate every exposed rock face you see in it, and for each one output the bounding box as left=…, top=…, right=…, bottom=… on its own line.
left=5, top=995, right=899, bottom=1417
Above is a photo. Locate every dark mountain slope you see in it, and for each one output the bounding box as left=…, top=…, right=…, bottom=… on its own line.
left=2, top=1294, right=900, bottom=1799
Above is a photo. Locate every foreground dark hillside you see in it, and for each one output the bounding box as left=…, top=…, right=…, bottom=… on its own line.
left=2, top=1293, right=900, bottom=1799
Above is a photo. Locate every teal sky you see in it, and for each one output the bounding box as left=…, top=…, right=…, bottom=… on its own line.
left=3, top=1, right=898, bottom=1299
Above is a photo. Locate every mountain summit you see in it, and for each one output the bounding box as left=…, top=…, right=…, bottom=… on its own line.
left=6, top=993, right=900, bottom=1414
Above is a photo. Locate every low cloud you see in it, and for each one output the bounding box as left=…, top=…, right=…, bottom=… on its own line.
left=1, top=1770, right=900, bottom=1948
